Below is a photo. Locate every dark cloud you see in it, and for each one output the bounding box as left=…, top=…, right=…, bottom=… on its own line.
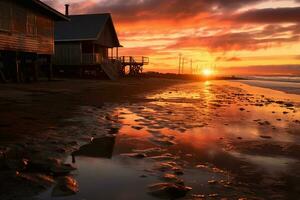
left=235, top=7, right=300, bottom=23
left=42, top=0, right=300, bottom=68
left=220, top=65, right=300, bottom=75
left=168, top=30, right=300, bottom=52
left=217, top=56, right=242, bottom=62
left=43, top=0, right=262, bottom=22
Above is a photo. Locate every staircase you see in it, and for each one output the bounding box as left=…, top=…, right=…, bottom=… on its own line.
left=119, top=56, right=149, bottom=76
left=101, top=59, right=122, bottom=81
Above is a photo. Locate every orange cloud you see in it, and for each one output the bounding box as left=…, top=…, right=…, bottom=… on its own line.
left=43, top=0, right=300, bottom=74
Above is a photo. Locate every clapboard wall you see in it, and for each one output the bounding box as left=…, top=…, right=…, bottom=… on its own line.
left=0, top=0, right=54, bottom=55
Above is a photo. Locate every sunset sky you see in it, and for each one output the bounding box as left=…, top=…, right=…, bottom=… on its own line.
left=44, top=0, right=300, bottom=75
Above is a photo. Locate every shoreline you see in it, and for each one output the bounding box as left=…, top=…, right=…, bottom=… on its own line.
left=0, top=78, right=191, bottom=199
left=0, top=78, right=300, bottom=200
left=235, top=79, right=300, bottom=95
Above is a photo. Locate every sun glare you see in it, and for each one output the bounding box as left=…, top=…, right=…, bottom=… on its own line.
left=202, top=68, right=214, bottom=76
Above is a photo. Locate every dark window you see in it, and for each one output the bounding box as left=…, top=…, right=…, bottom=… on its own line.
left=27, top=13, right=37, bottom=36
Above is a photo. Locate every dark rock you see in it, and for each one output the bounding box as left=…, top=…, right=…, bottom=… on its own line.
left=284, top=103, right=294, bottom=107
left=52, top=176, right=79, bottom=197
left=208, top=180, right=218, bottom=185
left=73, top=136, right=115, bottom=159
left=154, top=162, right=177, bottom=172
left=108, top=127, right=119, bottom=134
left=132, top=126, right=143, bottom=130
left=150, top=138, right=177, bottom=147
left=16, top=172, right=54, bottom=189
left=148, top=183, right=191, bottom=199
left=258, top=121, right=271, bottom=126
left=255, top=103, right=264, bottom=107
left=260, top=135, right=272, bottom=139
left=173, top=167, right=184, bottom=175
left=208, top=193, right=219, bottom=198
left=50, top=164, right=76, bottom=176
left=192, top=194, right=205, bottom=198
left=121, top=153, right=147, bottom=159
left=150, top=153, right=178, bottom=161
left=162, top=174, right=184, bottom=185
left=133, top=148, right=165, bottom=154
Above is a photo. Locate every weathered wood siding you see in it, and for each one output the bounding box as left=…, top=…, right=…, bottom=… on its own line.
left=54, top=41, right=109, bottom=65
left=0, top=0, right=54, bottom=55
left=53, top=42, right=82, bottom=65
left=97, top=20, right=119, bottom=48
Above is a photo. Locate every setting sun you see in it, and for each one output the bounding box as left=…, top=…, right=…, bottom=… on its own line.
left=202, top=68, right=214, bottom=76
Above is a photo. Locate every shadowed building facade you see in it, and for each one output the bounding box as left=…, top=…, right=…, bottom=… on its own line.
left=53, top=10, right=123, bottom=80
left=0, top=0, right=68, bottom=82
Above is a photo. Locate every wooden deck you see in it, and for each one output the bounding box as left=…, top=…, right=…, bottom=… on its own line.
left=118, top=56, right=149, bottom=75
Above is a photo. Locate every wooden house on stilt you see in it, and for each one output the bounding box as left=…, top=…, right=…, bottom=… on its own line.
left=0, top=0, right=68, bottom=83
left=53, top=5, right=149, bottom=80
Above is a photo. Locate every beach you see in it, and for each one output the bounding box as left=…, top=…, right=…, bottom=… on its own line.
left=238, top=76, right=300, bottom=95
left=0, top=78, right=300, bottom=200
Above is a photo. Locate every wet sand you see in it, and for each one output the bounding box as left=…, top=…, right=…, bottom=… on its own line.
left=1, top=79, right=300, bottom=200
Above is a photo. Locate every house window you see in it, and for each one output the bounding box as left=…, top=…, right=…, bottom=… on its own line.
left=0, top=2, right=12, bottom=32
left=27, top=13, right=37, bottom=36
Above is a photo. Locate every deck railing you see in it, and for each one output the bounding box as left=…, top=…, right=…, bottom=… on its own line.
left=55, top=54, right=149, bottom=66
left=82, top=53, right=102, bottom=65
left=117, top=56, right=149, bottom=65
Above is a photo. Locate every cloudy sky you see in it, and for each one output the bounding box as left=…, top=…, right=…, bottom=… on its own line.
left=44, top=0, right=300, bottom=75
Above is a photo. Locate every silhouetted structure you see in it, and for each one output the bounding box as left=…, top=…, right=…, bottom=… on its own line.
left=53, top=6, right=149, bottom=80
left=0, top=0, right=68, bottom=82
left=54, top=13, right=121, bottom=80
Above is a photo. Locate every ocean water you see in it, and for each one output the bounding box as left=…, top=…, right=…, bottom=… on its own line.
left=242, top=76, right=300, bottom=83
left=238, top=76, right=300, bottom=95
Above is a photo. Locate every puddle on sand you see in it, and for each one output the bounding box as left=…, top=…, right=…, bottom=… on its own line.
left=38, top=110, right=228, bottom=200
left=229, top=151, right=298, bottom=174
left=38, top=81, right=300, bottom=200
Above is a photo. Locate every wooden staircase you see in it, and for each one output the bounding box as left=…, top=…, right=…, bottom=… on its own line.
left=101, top=59, right=122, bottom=81
left=119, top=56, right=149, bottom=76
left=101, top=56, right=149, bottom=80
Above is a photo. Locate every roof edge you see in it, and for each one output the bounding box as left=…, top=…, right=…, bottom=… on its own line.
left=32, top=0, right=69, bottom=21
left=68, top=13, right=112, bottom=17
left=55, top=38, right=97, bottom=42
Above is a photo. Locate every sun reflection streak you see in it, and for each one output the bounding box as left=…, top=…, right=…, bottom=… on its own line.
left=203, top=81, right=215, bottom=116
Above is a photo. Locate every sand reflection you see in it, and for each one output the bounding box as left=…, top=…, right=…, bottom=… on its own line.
left=39, top=81, right=300, bottom=200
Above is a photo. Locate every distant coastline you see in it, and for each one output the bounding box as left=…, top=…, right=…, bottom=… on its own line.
left=142, top=72, right=300, bottom=95
left=142, top=72, right=242, bottom=81
left=235, top=76, right=300, bottom=95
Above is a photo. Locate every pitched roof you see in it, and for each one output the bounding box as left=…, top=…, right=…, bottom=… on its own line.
left=55, top=14, right=121, bottom=47
left=26, top=0, right=69, bottom=21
